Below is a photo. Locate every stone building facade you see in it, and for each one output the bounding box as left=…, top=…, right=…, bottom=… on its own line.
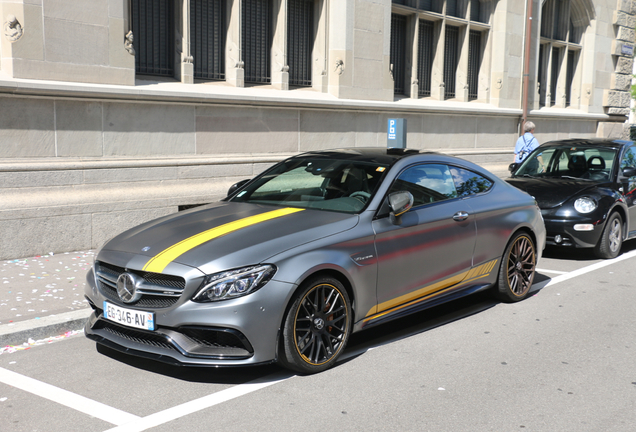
left=0, top=0, right=634, bottom=259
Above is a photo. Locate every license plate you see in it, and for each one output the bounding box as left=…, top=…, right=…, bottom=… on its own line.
left=103, top=301, right=155, bottom=331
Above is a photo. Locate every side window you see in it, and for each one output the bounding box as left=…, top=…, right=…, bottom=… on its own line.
left=389, top=164, right=458, bottom=207
left=621, top=146, right=636, bottom=197
left=449, top=167, right=493, bottom=197
left=620, top=146, right=636, bottom=170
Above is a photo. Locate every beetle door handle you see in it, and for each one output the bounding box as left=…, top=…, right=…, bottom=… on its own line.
left=452, top=211, right=469, bottom=221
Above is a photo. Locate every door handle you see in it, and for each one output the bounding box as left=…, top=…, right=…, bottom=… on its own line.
left=452, top=211, right=469, bottom=222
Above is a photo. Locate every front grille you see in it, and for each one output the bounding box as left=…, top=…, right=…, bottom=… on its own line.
left=95, top=261, right=185, bottom=308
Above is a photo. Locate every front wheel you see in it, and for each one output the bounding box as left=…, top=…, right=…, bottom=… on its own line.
left=494, top=232, right=536, bottom=302
left=278, top=276, right=351, bottom=374
left=594, top=213, right=622, bottom=259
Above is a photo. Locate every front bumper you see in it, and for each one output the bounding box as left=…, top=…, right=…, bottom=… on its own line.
left=543, top=218, right=604, bottom=248
left=84, top=266, right=297, bottom=367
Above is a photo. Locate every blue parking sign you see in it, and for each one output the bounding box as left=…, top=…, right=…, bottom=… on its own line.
left=388, top=119, right=397, bottom=140
left=387, top=118, right=406, bottom=148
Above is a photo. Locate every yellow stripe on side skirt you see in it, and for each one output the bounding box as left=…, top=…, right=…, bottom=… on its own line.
left=143, top=207, right=304, bottom=273
left=363, top=258, right=498, bottom=323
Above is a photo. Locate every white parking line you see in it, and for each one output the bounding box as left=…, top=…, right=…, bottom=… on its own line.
left=104, top=371, right=293, bottom=432
left=536, top=268, right=568, bottom=274
left=0, top=367, right=140, bottom=426
left=542, top=248, right=636, bottom=288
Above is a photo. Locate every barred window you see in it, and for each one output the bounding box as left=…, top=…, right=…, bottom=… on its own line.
left=288, top=0, right=313, bottom=87
left=391, top=0, right=491, bottom=101
left=131, top=0, right=174, bottom=77
left=191, top=0, right=225, bottom=80
left=467, top=30, right=481, bottom=101
left=538, top=0, right=587, bottom=108
left=443, top=25, right=459, bottom=100
left=417, top=20, right=434, bottom=97
left=391, top=14, right=407, bottom=95
left=243, top=0, right=273, bottom=84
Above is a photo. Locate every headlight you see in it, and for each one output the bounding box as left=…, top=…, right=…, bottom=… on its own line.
left=192, top=265, right=276, bottom=302
left=574, top=197, right=597, bottom=214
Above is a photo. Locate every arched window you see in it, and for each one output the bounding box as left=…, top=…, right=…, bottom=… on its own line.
left=537, top=0, right=594, bottom=108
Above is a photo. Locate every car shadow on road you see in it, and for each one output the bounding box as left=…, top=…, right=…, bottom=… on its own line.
left=541, top=238, right=636, bottom=261
left=94, top=292, right=502, bottom=384
left=341, top=290, right=500, bottom=365
left=95, top=273, right=557, bottom=383
left=95, top=343, right=290, bottom=385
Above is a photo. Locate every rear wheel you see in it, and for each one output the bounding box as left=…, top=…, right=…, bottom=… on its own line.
left=494, top=232, right=536, bottom=302
left=594, top=213, right=622, bottom=259
left=278, top=276, right=351, bottom=374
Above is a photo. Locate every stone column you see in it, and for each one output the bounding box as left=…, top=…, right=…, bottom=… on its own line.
left=312, top=0, right=328, bottom=93
left=271, top=0, right=289, bottom=90
left=603, top=5, right=636, bottom=116
left=179, top=0, right=194, bottom=84
left=226, top=0, right=245, bottom=87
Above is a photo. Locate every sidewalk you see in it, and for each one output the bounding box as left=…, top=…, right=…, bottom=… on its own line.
left=0, top=251, right=94, bottom=349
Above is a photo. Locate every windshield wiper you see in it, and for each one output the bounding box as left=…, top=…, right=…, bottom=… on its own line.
left=559, top=175, right=592, bottom=181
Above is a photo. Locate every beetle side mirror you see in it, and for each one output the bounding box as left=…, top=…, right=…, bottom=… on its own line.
left=508, top=163, right=519, bottom=173
left=227, top=179, right=250, bottom=197
left=621, top=166, right=636, bottom=178
left=388, top=191, right=414, bottom=225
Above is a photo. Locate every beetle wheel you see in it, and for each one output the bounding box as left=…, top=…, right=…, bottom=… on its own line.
left=494, top=232, right=536, bottom=302
left=279, top=277, right=351, bottom=374
left=594, top=213, right=622, bottom=259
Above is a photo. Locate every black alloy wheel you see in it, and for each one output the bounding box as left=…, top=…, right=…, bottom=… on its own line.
left=495, top=232, right=536, bottom=302
left=279, top=276, right=351, bottom=374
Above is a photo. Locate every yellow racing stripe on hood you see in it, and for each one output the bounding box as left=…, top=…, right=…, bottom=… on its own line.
left=143, top=207, right=304, bottom=273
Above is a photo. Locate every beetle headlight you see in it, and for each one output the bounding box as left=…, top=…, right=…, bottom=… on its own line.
left=192, top=265, right=276, bottom=302
left=574, top=197, right=597, bottom=214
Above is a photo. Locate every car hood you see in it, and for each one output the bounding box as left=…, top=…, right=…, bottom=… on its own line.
left=101, top=202, right=359, bottom=274
left=505, top=177, right=602, bottom=209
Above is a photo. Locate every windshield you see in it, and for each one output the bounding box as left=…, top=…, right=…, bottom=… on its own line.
left=514, top=145, right=618, bottom=181
left=230, top=157, right=390, bottom=214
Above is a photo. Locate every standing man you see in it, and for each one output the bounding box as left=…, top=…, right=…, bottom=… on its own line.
left=514, top=121, right=539, bottom=163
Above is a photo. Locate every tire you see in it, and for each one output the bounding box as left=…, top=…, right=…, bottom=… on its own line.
left=494, top=232, right=536, bottom=302
left=278, top=276, right=351, bottom=374
left=594, top=212, right=622, bottom=259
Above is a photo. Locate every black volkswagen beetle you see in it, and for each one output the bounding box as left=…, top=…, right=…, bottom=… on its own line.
left=507, top=139, right=636, bottom=258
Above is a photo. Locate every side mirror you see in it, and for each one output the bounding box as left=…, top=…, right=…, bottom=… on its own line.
left=388, top=191, right=414, bottom=225
left=622, top=166, right=636, bottom=178
left=227, top=179, right=250, bottom=197
left=508, top=163, right=519, bottom=173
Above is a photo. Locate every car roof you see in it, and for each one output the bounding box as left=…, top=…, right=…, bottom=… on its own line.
left=295, top=148, right=441, bottom=165
left=540, top=138, right=633, bottom=149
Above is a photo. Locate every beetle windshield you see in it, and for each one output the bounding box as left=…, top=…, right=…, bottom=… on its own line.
left=230, top=157, right=389, bottom=213
left=515, top=145, right=618, bottom=181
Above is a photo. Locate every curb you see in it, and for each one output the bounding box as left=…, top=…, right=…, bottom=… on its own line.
left=0, top=309, right=92, bottom=347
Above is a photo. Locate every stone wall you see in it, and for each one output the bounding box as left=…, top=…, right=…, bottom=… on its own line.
left=0, top=0, right=134, bottom=85
left=0, top=80, right=606, bottom=260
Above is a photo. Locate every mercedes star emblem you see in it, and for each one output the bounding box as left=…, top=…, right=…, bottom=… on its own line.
left=117, top=272, right=142, bottom=304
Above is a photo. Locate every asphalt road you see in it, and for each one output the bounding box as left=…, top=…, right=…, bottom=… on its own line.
left=1, top=243, right=636, bottom=432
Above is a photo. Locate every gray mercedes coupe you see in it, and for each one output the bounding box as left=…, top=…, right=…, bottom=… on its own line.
left=85, top=148, right=546, bottom=374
